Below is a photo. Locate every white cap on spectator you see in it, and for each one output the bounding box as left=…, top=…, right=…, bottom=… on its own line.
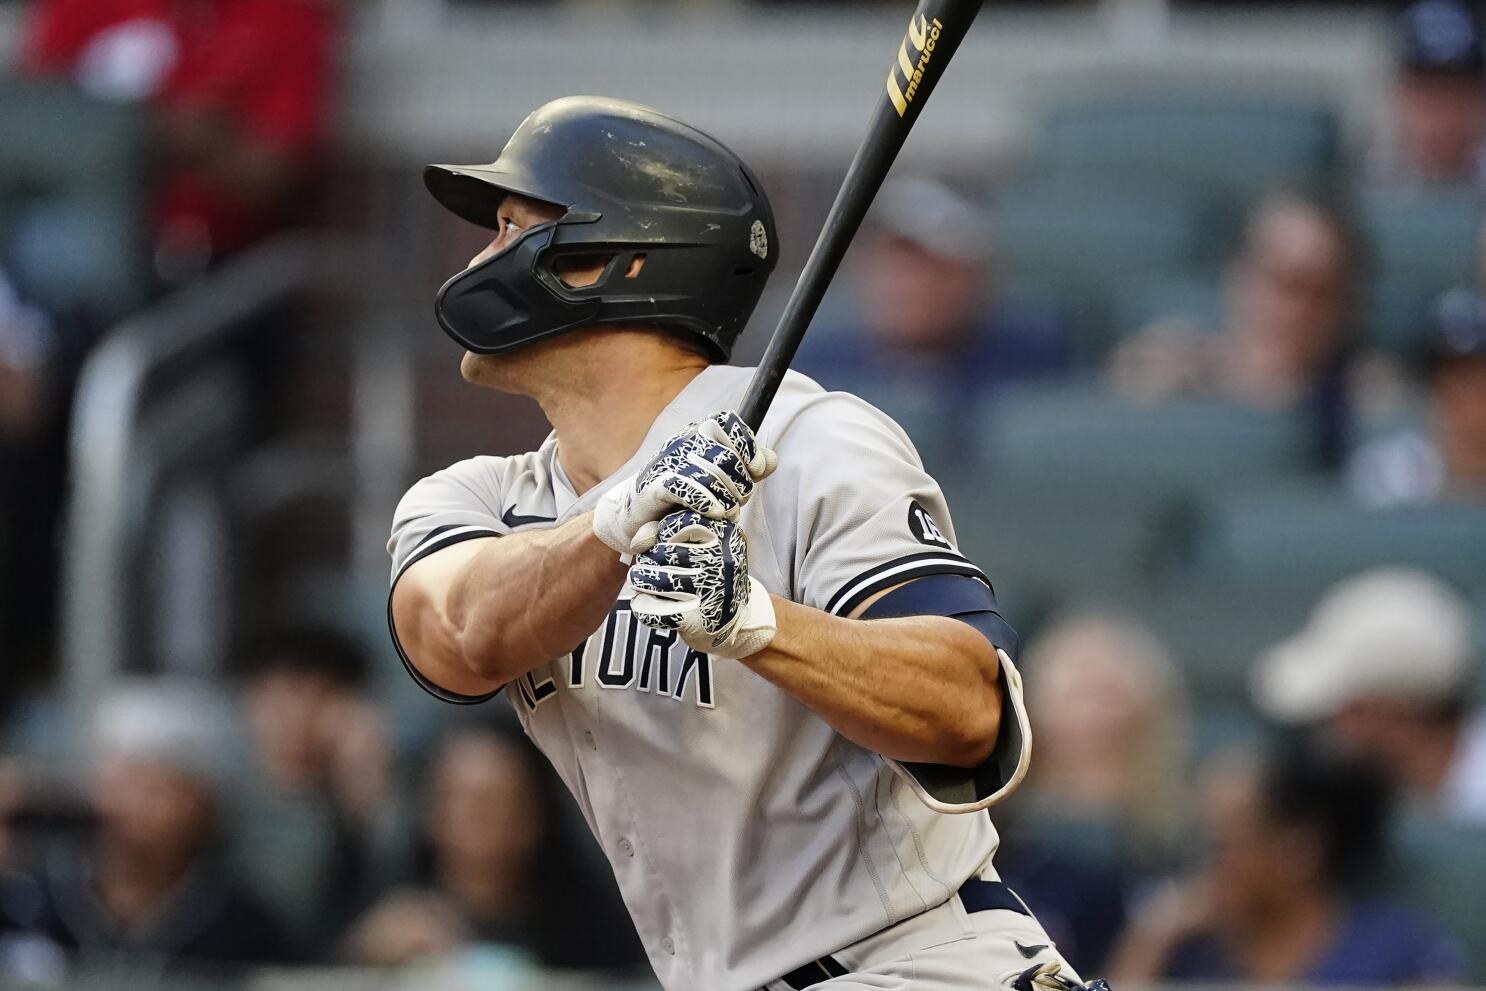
left=871, top=176, right=989, bottom=260
left=1253, top=568, right=1477, bottom=722
left=92, top=677, right=237, bottom=790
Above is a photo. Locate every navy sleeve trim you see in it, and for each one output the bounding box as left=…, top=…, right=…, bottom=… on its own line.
left=825, top=551, right=990, bottom=618
left=859, top=573, right=1020, bottom=659
left=400, top=524, right=502, bottom=577
left=388, top=527, right=502, bottom=706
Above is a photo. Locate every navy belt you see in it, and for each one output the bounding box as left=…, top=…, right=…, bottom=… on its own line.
left=776, top=880, right=1030, bottom=990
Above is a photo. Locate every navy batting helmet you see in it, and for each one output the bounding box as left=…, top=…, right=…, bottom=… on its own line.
left=425, top=96, right=778, bottom=362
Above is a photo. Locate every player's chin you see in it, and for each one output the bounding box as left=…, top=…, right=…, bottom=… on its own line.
left=460, top=351, right=510, bottom=389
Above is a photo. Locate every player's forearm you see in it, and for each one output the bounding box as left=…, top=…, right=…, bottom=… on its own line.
left=446, top=513, right=627, bottom=682
left=741, top=599, right=1002, bottom=768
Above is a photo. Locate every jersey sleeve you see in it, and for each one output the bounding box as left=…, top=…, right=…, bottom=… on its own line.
left=388, top=458, right=511, bottom=581
left=765, top=392, right=988, bottom=615
left=763, top=392, right=1030, bottom=815
left=387, top=458, right=512, bottom=704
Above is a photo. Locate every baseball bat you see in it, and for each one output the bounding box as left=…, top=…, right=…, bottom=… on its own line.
left=738, top=0, right=986, bottom=431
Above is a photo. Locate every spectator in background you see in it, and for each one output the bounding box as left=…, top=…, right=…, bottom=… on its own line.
left=342, top=720, right=643, bottom=973
left=1016, top=612, right=1191, bottom=864
left=234, top=629, right=405, bottom=956
left=1377, top=0, right=1486, bottom=190
left=1252, top=568, right=1486, bottom=825
left=1350, top=289, right=1486, bottom=505
left=1109, top=191, right=1366, bottom=467
left=1110, top=742, right=1463, bottom=985
left=794, top=176, right=1070, bottom=467
left=994, top=612, right=1189, bottom=972
left=18, top=679, right=289, bottom=975
left=21, top=0, right=340, bottom=281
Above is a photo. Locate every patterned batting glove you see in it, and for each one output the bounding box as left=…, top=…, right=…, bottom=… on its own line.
left=628, top=510, right=777, bottom=659
left=592, top=410, right=777, bottom=556
left=591, top=407, right=778, bottom=555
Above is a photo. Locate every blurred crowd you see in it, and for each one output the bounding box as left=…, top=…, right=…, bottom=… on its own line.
left=1, top=0, right=1485, bottom=986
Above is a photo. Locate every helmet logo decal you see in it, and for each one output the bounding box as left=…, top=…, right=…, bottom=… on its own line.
left=749, top=220, right=769, bottom=260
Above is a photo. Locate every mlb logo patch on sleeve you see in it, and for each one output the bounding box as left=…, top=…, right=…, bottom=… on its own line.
left=908, top=500, right=950, bottom=548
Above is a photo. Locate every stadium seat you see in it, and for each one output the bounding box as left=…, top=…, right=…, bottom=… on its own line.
left=980, top=383, right=1314, bottom=493
left=1189, top=483, right=1486, bottom=598
left=992, top=176, right=1216, bottom=280
left=1109, top=273, right=1225, bottom=341
left=0, top=79, right=153, bottom=317
left=1358, top=185, right=1484, bottom=356
left=1097, top=579, right=1316, bottom=709
left=953, top=383, right=1317, bottom=608
left=990, top=178, right=1222, bottom=356
left=1037, top=91, right=1342, bottom=199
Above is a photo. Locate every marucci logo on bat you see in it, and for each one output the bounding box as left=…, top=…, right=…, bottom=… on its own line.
left=886, top=13, right=945, bottom=117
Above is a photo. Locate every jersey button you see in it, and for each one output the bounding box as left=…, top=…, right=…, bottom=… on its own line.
left=662, top=936, right=675, bottom=955
left=619, top=838, right=634, bottom=857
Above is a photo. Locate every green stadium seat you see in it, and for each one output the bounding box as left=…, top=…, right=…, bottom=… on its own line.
left=1038, top=92, right=1342, bottom=198
left=1096, top=579, right=1316, bottom=708
left=993, top=175, right=1216, bottom=281
left=953, top=383, right=1317, bottom=607
left=1190, top=483, right=1486, bottom=599
left=990, top=178, right=1222, bottom=357
left=1358, top=185, right=1484, bottom=356
left=1109, top=273, right=1224, bottom=341
left=0, top=78, right=153, bottom=316
left=981, top=383, right=1314, bottom=493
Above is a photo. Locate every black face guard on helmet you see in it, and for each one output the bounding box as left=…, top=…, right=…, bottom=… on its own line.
left=426, top=96, right=778, bottom=363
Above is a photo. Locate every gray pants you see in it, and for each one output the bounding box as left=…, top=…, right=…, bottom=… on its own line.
left=762, top=880, right=1083, bottom=991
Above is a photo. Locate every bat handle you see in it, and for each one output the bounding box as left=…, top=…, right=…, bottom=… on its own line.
left=739, top=332, right=792, bottom=431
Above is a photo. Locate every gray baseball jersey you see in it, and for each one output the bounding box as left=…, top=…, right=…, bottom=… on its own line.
left=388, top=365, right=1033, bottom=991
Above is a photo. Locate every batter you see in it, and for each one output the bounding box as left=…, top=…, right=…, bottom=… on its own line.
left=389, top=95, right=1107, bottom=991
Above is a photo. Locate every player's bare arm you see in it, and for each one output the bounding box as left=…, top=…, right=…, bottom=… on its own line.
left=742, top=596, right=1003, bottom=769
left=394, top=404, right=774, bottom=698
left=391, top=516, right=626, bottom=698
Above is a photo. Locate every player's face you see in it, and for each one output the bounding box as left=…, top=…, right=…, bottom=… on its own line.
left=1398, top=74, right=1486, bottom=182
left=245, top=669, right=341, bottom=787
left=1200, top=756, right=1325, bottom=919
left=464, top=194, right=619, bottom=288
left=1434, top=357, right=1486, bottom=464
left=94, top=756, right=215, bottom=863
left=466, top=194, right=565, bottom=269
left=458, top=193, right=624, bottom=391
left=1232, top=204, right=1351, bottom=374
left=858, top=234, right=981, bottom=351
left=429, top=735, right=544, bottom=871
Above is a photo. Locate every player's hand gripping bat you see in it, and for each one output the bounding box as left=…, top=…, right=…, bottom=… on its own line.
left=738, top=0, right=986, bottom=431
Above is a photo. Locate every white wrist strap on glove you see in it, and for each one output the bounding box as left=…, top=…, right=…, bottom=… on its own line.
left=592, top=476, right=653, bottom=556
left=709, top=576, right=777, bottom=659
left=632, top=575, right=778, bottom=660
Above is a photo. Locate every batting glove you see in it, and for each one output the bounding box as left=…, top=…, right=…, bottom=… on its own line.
left=592, top=410, right=777, bottom=556
left=628, top=510, right=777, bottom=659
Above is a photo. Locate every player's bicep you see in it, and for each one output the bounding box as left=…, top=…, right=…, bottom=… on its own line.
left=390, top=537, right=506, bottom=703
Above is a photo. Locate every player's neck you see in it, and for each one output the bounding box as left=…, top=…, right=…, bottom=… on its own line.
left=538, top=336, right=709, bottom=494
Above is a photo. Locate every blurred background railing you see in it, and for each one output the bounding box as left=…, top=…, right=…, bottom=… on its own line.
left=0, top=0, right=1484, bottom=988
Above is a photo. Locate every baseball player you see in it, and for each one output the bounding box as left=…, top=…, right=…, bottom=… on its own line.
left=389, top=96, right=1106, bottom=991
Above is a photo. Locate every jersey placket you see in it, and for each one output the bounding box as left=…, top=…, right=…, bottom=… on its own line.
left=575, top=692, right=692, bottom=983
